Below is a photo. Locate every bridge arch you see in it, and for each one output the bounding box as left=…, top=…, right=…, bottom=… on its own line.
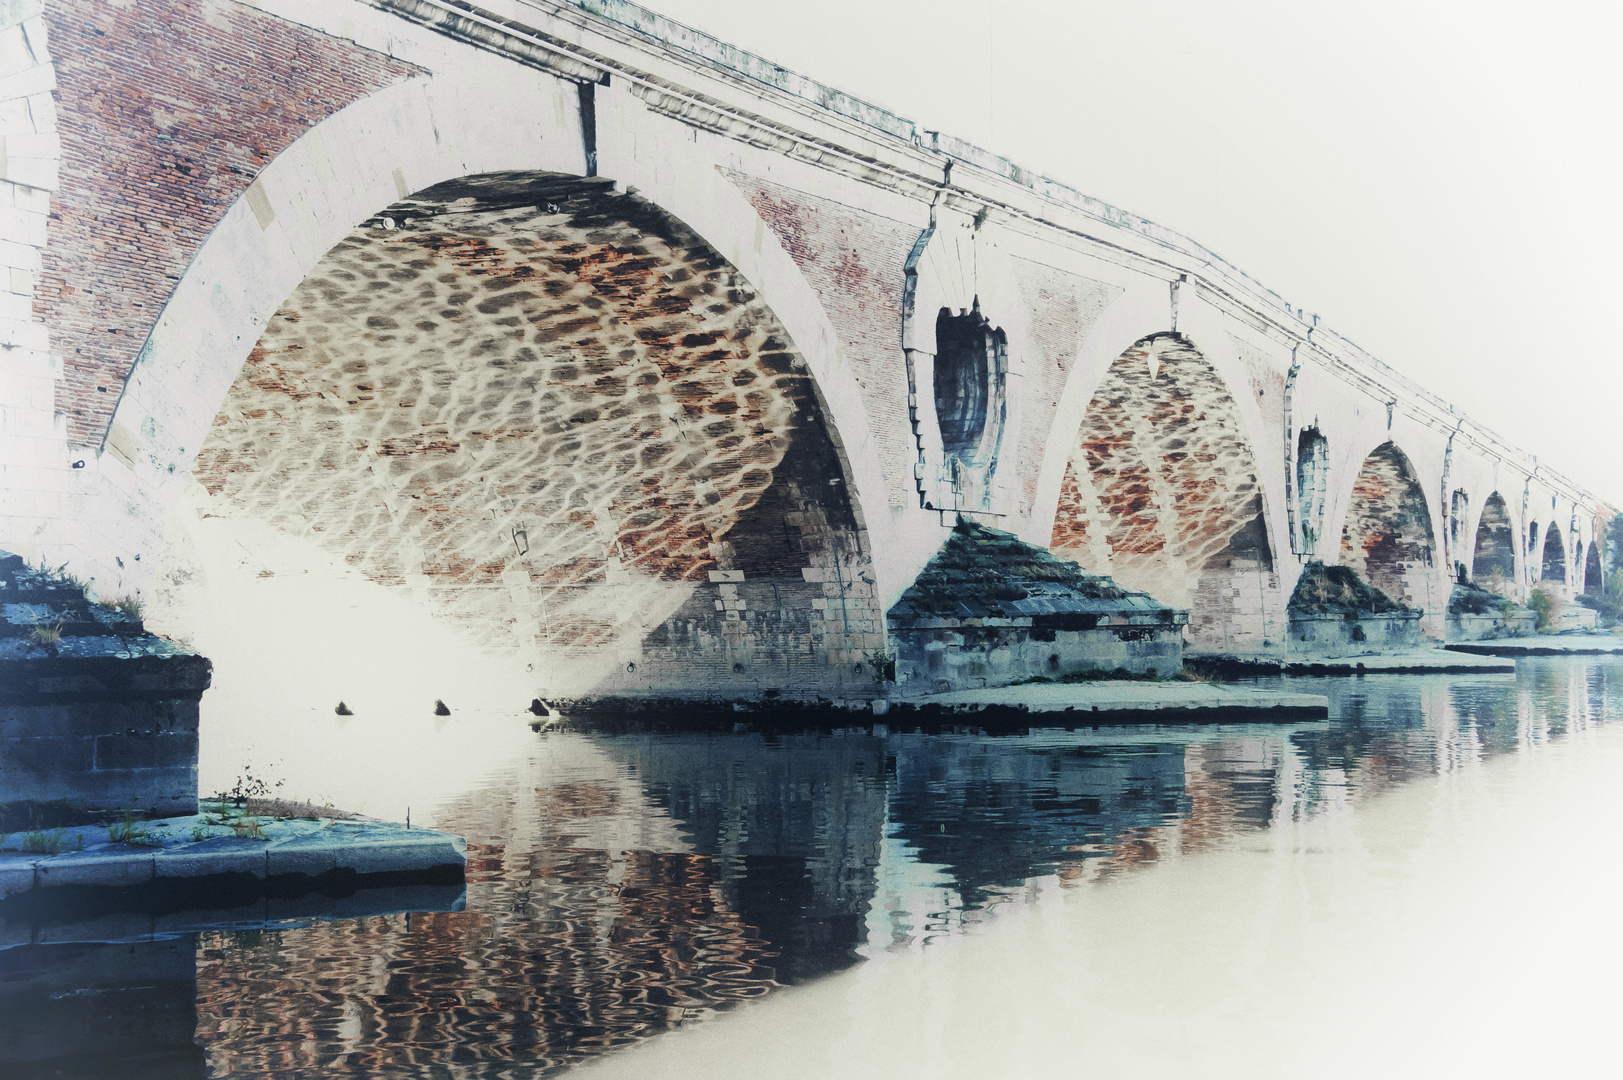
left=1335, top=441, right=1440, bottom=617
left=1540, top=523, right=1568, bottom=587
left=82, top=73, right=888, bottom=605
left=1471, top=491, right=1518, bottom=592
left=1048, top=329, right=1282, bottom=650
left=85, top=74, right=890, bottom=701
left=1584, top=537, right=1604, bottom=596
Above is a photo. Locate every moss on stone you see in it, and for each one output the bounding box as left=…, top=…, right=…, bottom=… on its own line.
left=1287, top=560, right=1407, bottom=615
left=888, top=517, right=1169, bottom=623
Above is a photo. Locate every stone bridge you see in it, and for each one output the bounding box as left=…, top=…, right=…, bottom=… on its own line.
left=0, top=0, right=1611, bottom=704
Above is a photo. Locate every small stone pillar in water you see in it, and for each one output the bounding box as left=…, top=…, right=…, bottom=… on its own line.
left=0, top=551, right=212, bottom=825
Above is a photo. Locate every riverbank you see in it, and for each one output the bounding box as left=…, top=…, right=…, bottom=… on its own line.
left=891, top=680, right=1328, bottom=723
left=1445, top=633, right=1623, bottom=657
left=0, top=809, right=465, bottom=915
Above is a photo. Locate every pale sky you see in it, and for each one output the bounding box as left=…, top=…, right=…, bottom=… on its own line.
left=630, top=0, right=1623, bottom=505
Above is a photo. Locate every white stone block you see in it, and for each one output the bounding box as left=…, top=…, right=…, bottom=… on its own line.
left=0, top=206, right=44, bottom=245
left=9, top=181, right=46, bottom=213
left=2, top=153, right=55, bottom=190
left=24, top=94, right=51, bottom=133
left=4, top=130, right=55, bottom=158
left=0, top=62, right=53, bottom=103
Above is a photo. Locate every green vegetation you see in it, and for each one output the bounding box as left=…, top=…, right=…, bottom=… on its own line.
left=107, top=594, right=144, bottom=621
left=26, top=617, right=64, bottom=650
left=215, top=764, right=285, bottom=811
left=1526, top=587, right=1561, bottom=632
left=107, top=808, right=151, bottom=845
left=865, top=649, right=895, bottom=684
left=19, top=827, right=69, bottom=855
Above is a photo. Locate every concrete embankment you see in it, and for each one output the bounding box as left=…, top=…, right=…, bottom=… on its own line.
left=0, top=812, right=466, bottom=925
left=1188, top=648, right=1516, bottom=677
left=545, top=681, right=1328, bottom=729
left=1445, top=634, right=1623, bottom=657
left=885, top=681, right=1328, bottom=725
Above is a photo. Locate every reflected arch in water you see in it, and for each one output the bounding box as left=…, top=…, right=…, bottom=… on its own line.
left=1336, top=441, right=1438, bottom=617
left=1049, top=332, right=1282, bottom=650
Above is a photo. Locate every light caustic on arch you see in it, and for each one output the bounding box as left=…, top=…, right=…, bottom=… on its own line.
left=187, top=177, right=855, bottom=659
left=1049, top=334, right=1279, bottom=649
left=1338, top=442, right=1435, bottom=610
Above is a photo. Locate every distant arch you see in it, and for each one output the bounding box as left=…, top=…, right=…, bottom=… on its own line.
left=1585, top=538, right=1604, bottom=596
left=1471, top=491, right=1516, bottom=592
left=1337, top=441, right=1436, bottom=611
left=1541, top=524, right=1567, bottom=586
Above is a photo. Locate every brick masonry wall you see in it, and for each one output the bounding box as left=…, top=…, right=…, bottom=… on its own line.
left=38, top=0, right=421, bottom=447
left=1008, top=257, right=1116, bottom=519
left=723, top=170, right=919, bottom=512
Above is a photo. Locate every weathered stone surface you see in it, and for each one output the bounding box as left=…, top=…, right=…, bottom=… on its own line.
left=1284, top=561, right=1422, bottom=657
left=0, top=553, right=209, bottom=820
left=889, top=518, right=1185, bottom=694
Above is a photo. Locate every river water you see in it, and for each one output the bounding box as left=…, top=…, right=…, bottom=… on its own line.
left=5, top=657, right=1622, bottom=1078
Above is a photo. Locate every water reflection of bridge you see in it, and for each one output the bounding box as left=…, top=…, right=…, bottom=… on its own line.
left=6, top=660, right=1621, bottom=1078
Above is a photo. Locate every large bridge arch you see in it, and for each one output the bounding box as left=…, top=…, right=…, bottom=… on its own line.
left=1045, top=315, right=1286, bottom=651
left=70, top=72, right=891, bottom=702
left=85, top=73, right=887, bottom=600
left=1334, top=440, right=1443, bottom=628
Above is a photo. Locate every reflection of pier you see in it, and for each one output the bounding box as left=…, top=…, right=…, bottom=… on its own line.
left=583, top=725, right=1316, bottom=962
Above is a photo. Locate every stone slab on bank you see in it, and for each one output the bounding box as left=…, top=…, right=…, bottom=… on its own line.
left=889, top=681, right=1329, bottom=724
left=1444, top=634, right=1623, bottom=657
left=0, top=814, right=466, bottom=901
left=1188, top=648, right=1517, bottom=677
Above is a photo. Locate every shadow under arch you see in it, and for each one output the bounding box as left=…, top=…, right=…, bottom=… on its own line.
left=1540, top=522, right=1568, bottom=586
left=1048, top=332, right=1281, bottom=650
left=174, top=170, right=875, bottom=700
left=1584, top=535, right=1604, bottom=596
left=1471, top=491, right=1517, bottom=593
left=1337, top=441, right=1437, bottom=614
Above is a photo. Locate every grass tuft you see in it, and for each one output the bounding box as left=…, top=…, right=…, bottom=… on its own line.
left=27, top=618, right=64, bottom=649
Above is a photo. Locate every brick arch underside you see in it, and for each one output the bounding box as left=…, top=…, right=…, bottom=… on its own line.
left=1471, top=492, right=1516, bottom=590
left=189, top=179, right=868, bottom=695
left=1338, top=443, right=1435, bottom=610
left=1049, top=335, right=1280, bottom=651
